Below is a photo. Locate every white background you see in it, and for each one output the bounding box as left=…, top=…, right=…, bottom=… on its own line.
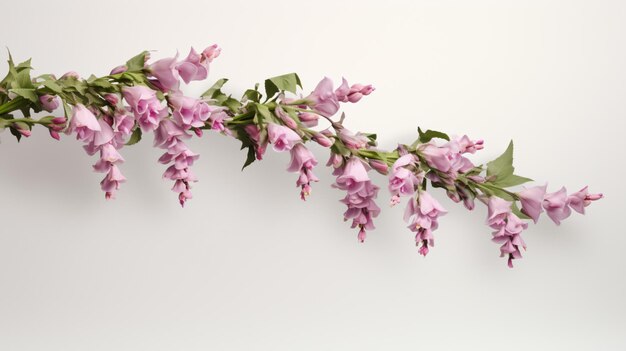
left=1, top=0, right=625, bottom=349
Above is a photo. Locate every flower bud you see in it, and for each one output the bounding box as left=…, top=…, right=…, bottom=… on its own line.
left=39, top=94, right=60, bottom=112
left=368, top=159, right=389, bottom=175
left=104, top=93, right=119, bottom=106
left=312, top=132, right=332, bottom=147
left=49, top=129, right=61, bottom=141
left=298, top=112, right=319, bottom=127
left=61, top=71, right=80, bottom=79
left=110, top=65, right=128, bottom=75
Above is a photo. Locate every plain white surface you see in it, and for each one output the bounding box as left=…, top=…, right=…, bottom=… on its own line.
left=1, top=0, right=624, bottom=349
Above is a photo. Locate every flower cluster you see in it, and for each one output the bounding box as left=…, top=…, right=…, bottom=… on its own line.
left=0, top=45, right=603, bottom=268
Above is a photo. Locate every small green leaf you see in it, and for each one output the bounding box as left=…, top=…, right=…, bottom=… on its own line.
left=487, top=140, right=514, bottom=179
left=242, top=145, right=256, bottom=170
left=126, top=128, right=142, bottom=146
left=418, top=127, right=450, bottom=143
left=41, top=80, right=62, bottom=94
left=254, top=103, right=271, bottom=123
left=201, top=78, right=229, bottom=98
left=264, top=73, right=301, bottom=98
left=511, top=202, right=531, bottom=220
left=125, top=51, right=148, bottom=71
left=223, top=97, right=241, bottom=112
left=492, top=174, right=533, bottom=187
left=243, top=89, right=262, bottom=102
left=9, top=88, right=38, bottom=102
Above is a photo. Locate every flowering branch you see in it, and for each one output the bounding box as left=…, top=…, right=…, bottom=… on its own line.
left=0, top=45, right=603, bottom=268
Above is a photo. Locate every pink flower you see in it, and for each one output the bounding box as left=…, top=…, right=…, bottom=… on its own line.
left=244, top=124, right=267, bottom=160
left=454, top=135, right=484, bottom=154
left=275, top=106, right=298, bottom=130
left=148, top=55, right=180, bottom=92
left=176, top=48, right=208, bottom=84
left=287, top=143, right=319, bottom=200
left=338, top=128, right=369, bottom=150
left=122, top=86, right=167, bottom=132
left=100, top=164, right=126, bottom=200
left=154, top=119, right=199, bottom=207
left=312, top=132, right=333, bottom=147
left=403, top=191, right=447, bottom=256
left=207, top=108, right=231, bottom=134
left=67, top=104, right=101, bottom=142
left=418, top=143, right=453, bottom=173
left=543, top=187, right=572, bottom=225
left=369, top=159, right=389, bottom=175
left=267, top=123, right=301, bottom=152
left=39, top=94, right=59, bottom=112
left=202, top=44, right=221, bottom=62
left=298, top=112, right=319, bottom=127
left=168, top=94, right=210, bottom=129
left=388, top=154, right=421, bottom=200
left=334, top=78, right=375, bottom=103
left=110, top=65, right=127, bottom=75
left=176, top=45, right=220, bottom=84
left=114, top=110, right=135, bottom=136
left=486, top=197, right=528, bottom=268
left=517, top=184, right=547, bottom=223
left=334, top=157, right=370, bottom=194
left=333, top=157, right=381, bottom=242
left=306, top=77, right=340, bottom=117
left=568, top=186, right=603, bottom=214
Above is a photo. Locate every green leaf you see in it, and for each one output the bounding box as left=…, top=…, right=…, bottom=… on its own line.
left=9, top=88, right=38, bottom=102
left=486, top=140, right=514, bottom=179
left=511, top=202, right=531, bottom=220
left=243, top=89, right=262, bottom=102
left=223, top=97, right=241, bottom=112
left=13, top=66, right=34, bottom=89
left=125, top=51, right=148, bottom=71
left=264, top=73, right=301, bottom=98
left=41, top=80, right=62, bottom=94
left=254, top=103, right=271, bottom=123
left=126, top=128, right=142, bottom=146
left=492, top=174, right=533, bottom=187
left=418, top=127, right=450, bottom=143
left=242, top=145, right=256, bottom=170
left=201, top=78, right=228, bottom=98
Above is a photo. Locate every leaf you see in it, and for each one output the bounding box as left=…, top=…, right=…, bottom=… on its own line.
left=126, top=128, right=142, bottom=146
left=243, top=89, right=262, bottom=102
left=223, top=97, right=241, bottom=112
left=418, top=127, right=450, bottom=143
left=201, top=78, right=228, bottom=98
left=14, top=66, right=34, bottom=89
left=242, top=145, right=256, bottom=170
left=264, top=73, right=301, bottom=98
left=254, top=103, right=271, bottom=123
left=511, top=202, right=531, bottom=220
left=125, top=51, right=148, bottom=71
left=9, top=88, right=38, bottom=102
left=41, top=80, right=62, bottom=94
left=492, top=174, right=533, bottom=187
left=486, top=140, right=514, bottom=179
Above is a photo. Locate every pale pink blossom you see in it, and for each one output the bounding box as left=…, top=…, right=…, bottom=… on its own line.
left=39, top=94, right=59, bottom=112
left=568, top=186, right=603, bottom=214
left=517, top=184, right=547, bottom=223
left=287, top=143, right=319, bottom=200
left=543, top=187, right=572, bottom=225
left=306, top=77, right=340, bottom=117
left=267, top=123, right=301, bottom=152
left=403, top=191, right=447, bottom=256
left=122, top=86, right=167, bottom=132
left=67, top=104, right=101, bottom=142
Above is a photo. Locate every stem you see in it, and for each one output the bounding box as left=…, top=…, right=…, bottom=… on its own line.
left=0, top=97, right=30, bottom=115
